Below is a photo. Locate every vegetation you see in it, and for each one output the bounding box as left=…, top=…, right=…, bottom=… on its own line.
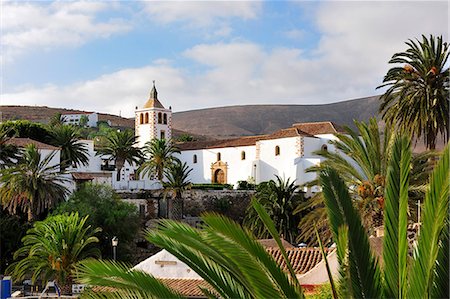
left=0, top=127, right=21, bottom=169
left=244, top=176, right=304, bottom=244
left=49, top=125, right=89, bottom=171
left=0, top=120, right=51, bottom=143
left=48, top=113, right=67, bottom=127
left=378, top=35, right=449, bottom=150
left=8, top=213, right=101, bottom=294
left=319, top=136, right=449, bottom=298
left=139, top=138, right=179, bottom=181
left=97, top=129, right=142, bottom=181
left=77, top=201, right=305, bottom=298
left=163, top=160, right=192, bottom=220
left=0, top=144, right=69, bottom=221
left=53, top=183, right=140, bottom=261
left=297, top=118, right=435, bottom=244
left=0, top=209, right=29, bottom=273
left=176, top=133, right=195, bottom=142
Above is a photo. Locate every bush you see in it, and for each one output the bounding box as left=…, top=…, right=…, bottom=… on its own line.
left=53, top=183, right=140, bottom=262
left=0, top=120, right=51, bottom=143
left=237, top=180, right=256, bottom=190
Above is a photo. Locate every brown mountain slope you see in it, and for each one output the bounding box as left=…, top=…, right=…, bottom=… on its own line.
left=171, top=96, right=381, bottom=138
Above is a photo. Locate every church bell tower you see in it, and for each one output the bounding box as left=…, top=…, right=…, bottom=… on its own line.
left=135, top=81, right=172, bottom=149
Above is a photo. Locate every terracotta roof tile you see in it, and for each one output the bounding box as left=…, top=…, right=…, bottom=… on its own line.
left=266, top=247, right=326, bottom=274
left=71, top=172, right=95, bottom=180
left=258, top=238, right=295, bottom=249
left=176, top=135, right=264, bottom=151
left=160, top=278, right=213, bottom=298
left=6, top=138, right=60, bottom=150
left=292, top=121, right=346, bottom=135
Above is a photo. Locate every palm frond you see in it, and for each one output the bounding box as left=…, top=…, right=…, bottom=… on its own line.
left=382, top=135, right=411, bottom=298
left=320, top=167, right=382, bottom=298
left=408, top=143, right=449, bottom=298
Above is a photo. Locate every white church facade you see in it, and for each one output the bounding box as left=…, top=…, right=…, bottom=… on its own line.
left=134, top=84, right=345, bottom=190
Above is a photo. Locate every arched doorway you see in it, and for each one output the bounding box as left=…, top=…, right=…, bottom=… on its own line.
left=211, top=161, right=228, bottom=184
left=214, top=169, right=225, bottom=184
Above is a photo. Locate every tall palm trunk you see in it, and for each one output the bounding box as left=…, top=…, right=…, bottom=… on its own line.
left=171, top=191, right=183, bottom=220
left=116, top=159, right=125, bottom=182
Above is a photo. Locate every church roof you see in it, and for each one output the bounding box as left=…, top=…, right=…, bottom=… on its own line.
left=143, top=81, right=165, bottom=109
left=7, top=137, right=60, bottom=150
left=292, top=121, right=346, bottom=135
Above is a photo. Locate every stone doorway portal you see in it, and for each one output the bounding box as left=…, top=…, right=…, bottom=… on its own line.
left=211, top=161, right=228, bottom=184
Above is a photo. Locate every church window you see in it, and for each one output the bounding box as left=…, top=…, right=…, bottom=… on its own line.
left=163, top=113, right=167, bottom=124
left=217, top=152, right=221, bottom=161
left=275, top=146, right=280, bottom=156
left=321, top=144, right=328, bottom=152
left=139, top=113, right=144, bottom=124
left=158, top=112, right=162, bottom=124
left=241, top=151, right=246, bottom=160
left=193, top=154, right=197, bottom=164
left=145, top=113, right=149, bottom=124
left=160, top=130, right=165, bottom=140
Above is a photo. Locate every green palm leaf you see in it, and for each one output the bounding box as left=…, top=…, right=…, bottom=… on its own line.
left=320, top=167, right=382, bottom=298
left=382, top=135, right=411, bottom=298
left=408, top=143, right=449, bottom=298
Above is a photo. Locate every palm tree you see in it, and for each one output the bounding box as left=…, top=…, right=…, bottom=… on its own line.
left=163, top=160, right=192, bottom=220
left=77, top=201, right=306, bottom=298
left=139, top=138, right=180, bottom=181
left=48, top=113, right=67, bottom=127
left=0, top=128, right=21, bottom=169
left=244, top=176, right=304, bottom=244
left=318, top=136, right=449, bottom=298
left=0, top=144, right=69, bottom=221
left=8, top=212, right=101, bottom=295
left=378, top=35, right=449, bottom=150
left=49, top=125, right=89, bottom=171
left=297, top=118, right=436, bottom=244
left=97, top=130, right=142, bottom=182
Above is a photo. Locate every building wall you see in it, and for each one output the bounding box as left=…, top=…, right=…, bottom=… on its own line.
left=135, top=108, right=172, bottom=149
left=256, top=137, right=299, bottom=183
left=177, top=145, right=256, bottom=187
left=62, top=113, right=98, bottom=127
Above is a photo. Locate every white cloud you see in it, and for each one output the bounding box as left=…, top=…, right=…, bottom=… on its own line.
left=141, top=1, right=261, bottom=27
left=1, top=1, right=131, bottom=62
left=284, top=29, right=306, bottom=40
left=2, top=1, right=448, bottom=117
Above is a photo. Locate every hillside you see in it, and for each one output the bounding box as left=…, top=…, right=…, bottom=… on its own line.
left=171, top=96, right=381, bottom=138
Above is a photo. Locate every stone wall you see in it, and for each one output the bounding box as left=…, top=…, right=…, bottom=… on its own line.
left=117, top=189, right=255, bottom=223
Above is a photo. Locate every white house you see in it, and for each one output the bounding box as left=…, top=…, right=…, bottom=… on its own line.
left=61, top=111, right=99, bottom=127
left=133, top=85, right=346, bottom=191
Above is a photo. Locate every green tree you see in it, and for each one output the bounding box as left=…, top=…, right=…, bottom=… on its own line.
left=378, top=35, right=449, bottom=150
left=0, top=127, right=21, bottom=169
left=244, top=176, right=304, bottom=244
left=0, top=209, right=29, bottom=273
left=77, top=201, right=306, bottom=298
left=49, top=125, right=89, bottom=171
left=48, top=113, right=67, bottom=127
left=139, top=138, right=180, bottom=181
left=163, top=160, right=192, bottom=220
left=53, top=183, right=140, bottom=261
left=97, top=130, right=142, bottom=181
left=79, top=115, right=89, bottom=127
left=318, top=136, right=449, bottom=298
left=297, top=118, right=435, bottom=244
left=0, top=120, right=51, bottom=143
left=0, top=144, right=69, bottom=221
left=176, top=133, right=195, bottom=142
left=7, top=213, right=101, bottom=294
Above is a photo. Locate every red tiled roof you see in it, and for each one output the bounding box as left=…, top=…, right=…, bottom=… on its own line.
left=6, top=138, right=60, bottom=150
left=61, top=111, right=95, bottom=115
left=160, top=278, right=213, bottom=298
left=292, top=121, right=346, bottom=135
left=266, top=247, right=326, bottom=275
left=71, top=172, right=95, bottom=180
left=258, top=238, right=295, bottom=249
left=176, top=122, right=343, bottom=151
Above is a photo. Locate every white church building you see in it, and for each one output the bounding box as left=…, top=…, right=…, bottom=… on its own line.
left=134, top=84, right=345, bottom=190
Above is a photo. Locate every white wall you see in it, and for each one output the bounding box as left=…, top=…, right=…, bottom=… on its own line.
left=178, top=145, right=256, bottom=187
left=62, top=113, right=98, bottom=127
left=256, top=137, right=299, bottom=183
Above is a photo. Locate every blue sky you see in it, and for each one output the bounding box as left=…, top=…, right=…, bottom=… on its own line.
left=1, top=1, right=448, bottom=117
